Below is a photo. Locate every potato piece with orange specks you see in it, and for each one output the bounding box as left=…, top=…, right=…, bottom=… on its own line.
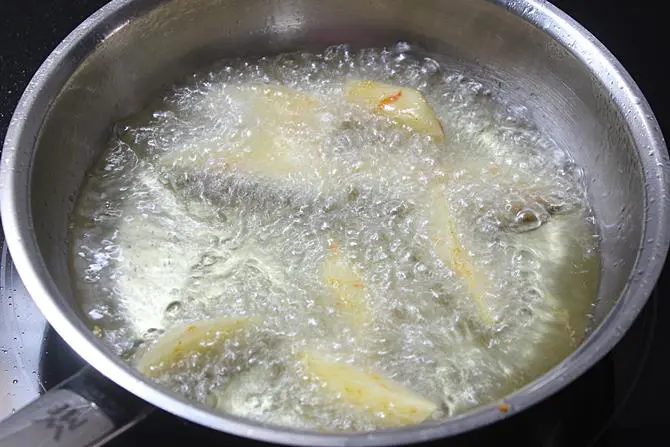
left=344, top=80, right=444, bottom=141
left=299, top=351, right=438, bottom=427
left=425, top=183, right=496, bottom=327
left=320, top=247, right=370, bottom=328
left=136, top=317, right=254, bottom=377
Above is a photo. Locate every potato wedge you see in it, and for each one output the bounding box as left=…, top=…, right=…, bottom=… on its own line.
left=159, top=83, right=331, bottom=182
left=299, top=351, right=438, bottom=427
left=136, top=316, right=253, bottom=377
left=231, top=84, right=328, bottom=176
left=344, top=80, right=444, bottom=140
left=425, top=184, right=495, bottom=326
left=320, top=244, right=370, bottom=328
left=250, top=83, right=325, bottom=128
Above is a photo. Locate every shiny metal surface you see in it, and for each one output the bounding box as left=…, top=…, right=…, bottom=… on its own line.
left=0, top=387, right=114, bottom=447
left=0, top=241, right=47, bottom=420
left=1, top=0, right=668, bottom=445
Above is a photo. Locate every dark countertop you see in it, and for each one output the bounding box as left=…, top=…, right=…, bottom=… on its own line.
left=1, top=1, right=668, bottom=445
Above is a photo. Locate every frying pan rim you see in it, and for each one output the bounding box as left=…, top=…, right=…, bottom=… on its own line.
left=1, top=0, right=668, bottom=445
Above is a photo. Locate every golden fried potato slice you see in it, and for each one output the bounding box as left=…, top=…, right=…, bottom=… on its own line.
left=425, top=183, right=495, bottom=326
left=320, top=244, right=370, bottom=328
left=299, top=351, right=438, bottom=427
left=136, top=316, right=253, bottom=377
left=344, top=80, right=444, bottom=140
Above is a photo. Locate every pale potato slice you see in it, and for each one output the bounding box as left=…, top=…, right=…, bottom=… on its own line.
left=229, top=84, right=329, bottom=177
left=225, top=129, right=301, bottom=179
left=344, top=80, right=444, bottom=140
left=158, top=83, right=333, bottom=186
left=299, top=351, right=438, bottom=427
left=320, top=244, right=370, bottom=328
left=136, top=316, right=253, bottom=377
left=250, top=83, right=325, bottom=128
left=425, top=183, right=496, bottom=327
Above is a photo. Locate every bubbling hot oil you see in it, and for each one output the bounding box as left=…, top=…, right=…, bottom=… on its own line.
left=70, top=43, right=600, bottom=431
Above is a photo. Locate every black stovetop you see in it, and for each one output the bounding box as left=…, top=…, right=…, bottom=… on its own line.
left=1, top=1, right=668, bottom=446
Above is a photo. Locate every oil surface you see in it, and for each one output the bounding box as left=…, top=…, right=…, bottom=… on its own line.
left=70, top=43, right=600, bottom=431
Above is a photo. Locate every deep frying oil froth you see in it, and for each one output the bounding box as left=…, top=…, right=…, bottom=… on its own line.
left=70, top=43, right=599, bottom=431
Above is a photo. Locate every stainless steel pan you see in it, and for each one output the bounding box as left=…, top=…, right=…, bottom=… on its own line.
left=1, top=0, right=668, bottom=446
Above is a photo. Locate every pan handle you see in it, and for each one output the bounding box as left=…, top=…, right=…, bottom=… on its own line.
left=0, top=366, right=152, bottom=447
